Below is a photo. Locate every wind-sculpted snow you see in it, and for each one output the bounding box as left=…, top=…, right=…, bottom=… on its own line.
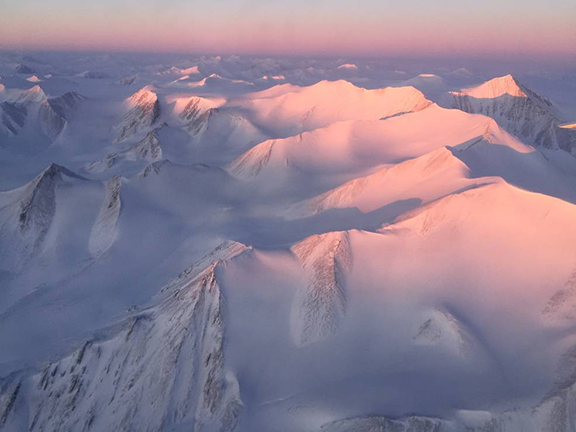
left=228, top=104, right=506, bottom=182
left=292, top=147, right=473, bottom=216
left=240, top=80, right=432, bottom=136
left=0, top=241, right=248, bottom=432
left=290, top=232, right=352, bottom=346
left=445, top=75, right=576, bottom=153
left=116, top=86, right=160, bottom=142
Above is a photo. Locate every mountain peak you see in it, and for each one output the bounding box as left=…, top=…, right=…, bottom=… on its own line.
left=454, top=74, right=526, bottom=99
left=15, top=85, right=47, bottom=104
left=16, top=64, right=35, bottom=74
left=128, top=86, right=158, bottom=105
left=40, top=163, right=85, bottom=182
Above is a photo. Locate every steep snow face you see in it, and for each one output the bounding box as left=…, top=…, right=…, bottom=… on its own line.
left=290, top=232, right=352, bottom=346
left=6, top=165, right=83, bottom=249
left=88, top=176, right=121, bottom=258
left=0, top=90, right=84, bottom=140
left=228, top=105, right=504, bottom=181
left=457, top=74, right=527, bottom=99
left=116, top=87, right=160, bottom=141
left=413, top=308, right=473, bottom=357
left=239, top=80, right=432, bottom=136
left=85, top=129, right=163, bottom=174
left=13, top=85, right=47, bottom=104
left=0, top=164, right=90, bottom=273
left=170, top=95, right=224, bottom=135
left=169, top=95, right=266, bottom=164
left=39, top=91, right=85, bottom=141
left=0, top=242, right=249, bottom=432
left=15, top=64, right=35, bottom=74
left=0, top=102, right=27, bottom=136
left=445, top=75, right=576, bottom=152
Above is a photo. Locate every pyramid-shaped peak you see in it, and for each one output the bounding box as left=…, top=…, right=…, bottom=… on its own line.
left=128, top=86, right=158, bottom=103
left=15, top=85, right=47, bottom=103
left=39, top=163, right=86, bottom=181
left=455, top=74, right=526, bottom=99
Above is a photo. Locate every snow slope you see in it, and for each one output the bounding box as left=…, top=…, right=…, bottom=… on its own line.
left=237, top=80, right=432, bottom=137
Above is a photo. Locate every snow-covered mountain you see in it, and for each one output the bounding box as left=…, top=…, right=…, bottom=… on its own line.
left=1, top=53, right=576, bottom=432
left=116, top=86, right=161, bottom=142
left=444, top=74, right=576, bottom=153
left=0, top=86, right=84, bottom=141
left=85, top=128, right=164, bottom=173
left=237, top=80, right=433, bottom=137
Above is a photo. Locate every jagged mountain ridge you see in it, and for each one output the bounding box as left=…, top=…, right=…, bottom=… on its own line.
left=445, top=74, right=576, bottom=153
left=0, top=242, right=248, bottom=432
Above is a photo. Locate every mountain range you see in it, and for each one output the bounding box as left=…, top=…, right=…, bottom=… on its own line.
left=1, top=53, right=576, bottom=432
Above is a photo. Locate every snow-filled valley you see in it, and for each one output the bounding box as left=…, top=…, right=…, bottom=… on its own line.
left=1, top=51, right=576, bottom=432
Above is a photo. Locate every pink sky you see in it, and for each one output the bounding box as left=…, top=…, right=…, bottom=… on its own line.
left=1, top=0, right=575, bottom=60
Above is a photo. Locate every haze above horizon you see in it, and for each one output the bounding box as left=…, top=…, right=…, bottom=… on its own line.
left=1, top=0, right=575, bottom=61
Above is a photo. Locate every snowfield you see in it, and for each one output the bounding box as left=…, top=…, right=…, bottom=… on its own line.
left=1, top=52, right=576, bottom=432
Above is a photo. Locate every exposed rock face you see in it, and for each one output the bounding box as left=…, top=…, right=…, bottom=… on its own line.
left=446, top=75, right=576, bottom=153
left=116, top=87, right=160, bottom=142
left=290, top=231, right=352, bottom=346
left=139, top=159, right=172, bottom=178
left=542, top=264, right=576, bottom=323
left=179, top=96, right=213, bottom=135
left=321, top=415, right=448, bottom=432
left=0, top=242, right=248, bottom=432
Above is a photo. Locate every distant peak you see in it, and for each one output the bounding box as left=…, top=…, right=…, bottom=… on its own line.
left=131, top=85, right=157, bottom=97
left=16, top=64, right=35, bottom=74
left=454, top=74, right=526, bottom=99
left=337, top=63, right=359, bottom=70
left=15, top=85, right=47, bottom=103
left=40, top=163, right=85, bottom=180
